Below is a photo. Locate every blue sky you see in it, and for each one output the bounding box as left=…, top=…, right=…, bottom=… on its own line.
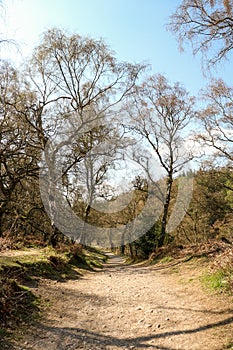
left=2, top=0, right=233, bottom=96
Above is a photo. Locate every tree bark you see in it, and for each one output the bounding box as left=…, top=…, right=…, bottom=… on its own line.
left=158, top=173, right=173, bottom=247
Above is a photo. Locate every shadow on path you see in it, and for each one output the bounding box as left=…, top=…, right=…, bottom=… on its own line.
left=32, top=315, right=233, bottom=350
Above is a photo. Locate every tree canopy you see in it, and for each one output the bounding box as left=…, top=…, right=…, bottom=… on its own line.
left=168, top=0, right=233, bottom=67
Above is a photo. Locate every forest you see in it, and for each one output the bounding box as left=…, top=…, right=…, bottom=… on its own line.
left=1, top=31, right=232, bottom=257
left=0, top=1, right=233, bottom=349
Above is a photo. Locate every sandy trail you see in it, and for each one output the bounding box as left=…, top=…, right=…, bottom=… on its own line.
left=15, top=252, right=233, bottom=350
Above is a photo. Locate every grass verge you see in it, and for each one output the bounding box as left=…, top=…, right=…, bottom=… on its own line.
left=201, top=247, right=233, bottom=294
left=201, top=270, right=229, bottom=293
left=0, top=245, right=106, bottom=334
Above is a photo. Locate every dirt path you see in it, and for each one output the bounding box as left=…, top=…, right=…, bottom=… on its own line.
left=15, top=252, right=233, bottom=350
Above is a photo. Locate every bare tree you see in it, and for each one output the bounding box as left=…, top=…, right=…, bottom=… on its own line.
left=23, top=28, right=146, bottom=245
left=168, top=0, right=233, bottom=67
left=198, top=78, right=233, bottom=163
left=127, top=74, right=195, bottom=246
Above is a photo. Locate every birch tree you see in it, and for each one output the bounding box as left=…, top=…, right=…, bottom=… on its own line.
left=198, top=78, right=233, bottom=163
left=127, top=74, right=195, bottom=246
left=168, top=0, right=233, bottom=67
left=25, top=28, right=145, bottom=245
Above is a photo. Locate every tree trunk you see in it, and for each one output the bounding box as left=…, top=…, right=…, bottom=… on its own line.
left=49, top=225, right=58, bottom=248
left=120, top=226, right=128, bottom=254
left=80, top=204, right=91, bottom=246
left=158, top=174, right=173, bottom=247
left=128, top=242, right=134, bottom=258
